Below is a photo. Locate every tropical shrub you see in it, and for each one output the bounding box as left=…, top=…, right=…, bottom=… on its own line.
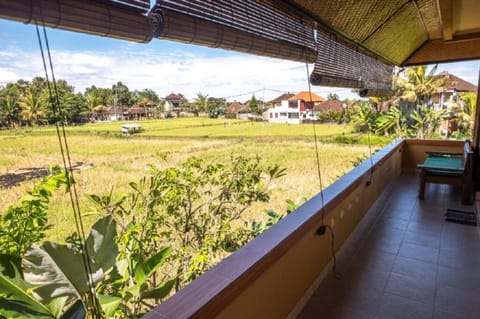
left=89, top=155, right=286, bottom=291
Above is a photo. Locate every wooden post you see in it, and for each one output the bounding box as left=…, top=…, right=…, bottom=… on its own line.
left=473, top=68, right=480, bottom=190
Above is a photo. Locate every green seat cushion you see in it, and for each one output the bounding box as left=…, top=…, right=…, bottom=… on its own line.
left=423, top=155, right=463, bottom=171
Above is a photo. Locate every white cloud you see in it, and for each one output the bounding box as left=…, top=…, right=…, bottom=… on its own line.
left=1, top=37, right=479, bottom=103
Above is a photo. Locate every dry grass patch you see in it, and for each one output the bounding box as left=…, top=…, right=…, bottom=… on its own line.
left=0, top=120, right=376, bottom=241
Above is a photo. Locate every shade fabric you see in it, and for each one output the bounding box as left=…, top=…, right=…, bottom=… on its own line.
left=149, top=0, right=317, bottom=63
left=0, top=0, right=153, bottom=43
left=310, top=28, right=394, bottom=96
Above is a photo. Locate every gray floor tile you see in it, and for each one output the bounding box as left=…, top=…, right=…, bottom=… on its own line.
left=398, top=242, right=439, bottom=264
left=385, top=272, right=436, bottom=304
left=435, top=285, right=480, bottom=317
left=296, top=175, right=479, bottom=319
left=404, top=230, right=441, bottom=249
left=391, top=256, right=437, bottom=281
left=375, top=293, right=433, bottom=319
left=437, top=265, right=480, bottom=294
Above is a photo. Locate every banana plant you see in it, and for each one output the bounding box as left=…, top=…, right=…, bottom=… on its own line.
left=0, top=215, right=175, bottom=318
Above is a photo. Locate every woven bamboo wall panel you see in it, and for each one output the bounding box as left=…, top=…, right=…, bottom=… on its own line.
left=364, top=2, right=427, bottom=65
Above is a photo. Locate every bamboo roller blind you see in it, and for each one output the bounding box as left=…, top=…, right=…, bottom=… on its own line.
left=149, top=0, right=317, bottom=63
left=0, top=0, right=153, bottom=43
left=310, top=28, right=394, bottom=96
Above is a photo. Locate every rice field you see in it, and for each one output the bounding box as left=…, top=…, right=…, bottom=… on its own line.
left=0, top=118, right=390, bottom=241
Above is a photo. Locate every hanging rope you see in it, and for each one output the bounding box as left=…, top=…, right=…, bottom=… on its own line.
left=366, top=129, right=374, bottom=185
left=305, top=63, right=341, bottom=279
left=35, top=21, right=101, bottom=318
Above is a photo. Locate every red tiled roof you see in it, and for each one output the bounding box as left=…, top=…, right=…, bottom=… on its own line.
left=435, top=72, right=478, bottom=92
left=313, top=99, right=343, bottom=112
left=269, top=93, right=295, bottom=104
left=289, top=91, right=325, bottom=102
left=128, top=104, right=146, bottom=114
left=228, top=101, right=249, bottom=113
left=165, top=93, right=183, bottom=101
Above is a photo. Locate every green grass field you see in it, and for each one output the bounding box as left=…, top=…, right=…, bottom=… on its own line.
left=0, top=118, right=391, bottom=241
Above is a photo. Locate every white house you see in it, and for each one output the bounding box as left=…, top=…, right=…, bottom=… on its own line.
left=267, top=92, right=325, bottom=124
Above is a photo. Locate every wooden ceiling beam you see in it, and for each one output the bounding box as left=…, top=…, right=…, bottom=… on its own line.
left=403, top=35, right=480, bottom=65
left=438, top=0, right=453, bottom=40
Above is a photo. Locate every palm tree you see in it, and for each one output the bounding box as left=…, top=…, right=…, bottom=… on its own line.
left=450, top=92, right=477, bottom=138
left=0, top=96, right=21, bottom=128
left=193, top=92, right=209, bottom=115
left=395, top=65, right=446, bottom=107
left=19, top=90, right=46, bottom=126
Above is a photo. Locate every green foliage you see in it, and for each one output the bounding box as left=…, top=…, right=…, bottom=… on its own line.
left=375, top=106, right=408, bottom=137
left=0, top=169, right=68, bottom=257
left=207, top=97, right=227, bottom=118
left=89, top=155, right=284, bottom=291
left=351, top=104, right=379, bottom=132
left=410, top=105, right=446, bottom=139
left=0, top=255, right=55, bottom=319
left=240, top=198, right=304, bottom=244
left=248, top=94, right=260, bottom=115
left=316, top=110, right=344, bottom=123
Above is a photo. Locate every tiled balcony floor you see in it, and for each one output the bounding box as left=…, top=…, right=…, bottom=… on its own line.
left=297, top=175, right=480, bottom=319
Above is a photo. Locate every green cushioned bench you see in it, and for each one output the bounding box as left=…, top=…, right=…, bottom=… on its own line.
left=417, top=140, right=473, bottom=204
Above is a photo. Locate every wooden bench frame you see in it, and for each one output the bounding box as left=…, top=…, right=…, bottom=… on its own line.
left=418, top=140, right=473, bottom=204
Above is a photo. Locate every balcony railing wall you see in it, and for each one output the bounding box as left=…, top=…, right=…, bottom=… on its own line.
left=145, top=139, right=467, bottom=319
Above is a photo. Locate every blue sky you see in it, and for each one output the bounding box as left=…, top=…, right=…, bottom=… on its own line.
left=1, top=19, right=479, bottom=102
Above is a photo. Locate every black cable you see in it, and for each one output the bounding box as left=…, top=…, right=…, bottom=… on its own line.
left=367, top=129, right=374, bottom=184
left=305, top=63, right=341, bottom=278
left=35, top=22, right=101, bottom=318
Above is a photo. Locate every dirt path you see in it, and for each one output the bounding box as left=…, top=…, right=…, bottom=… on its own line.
left=0, top=162, right=86, bottom=189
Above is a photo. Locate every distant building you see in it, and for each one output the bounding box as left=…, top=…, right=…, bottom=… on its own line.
left=432, top=72, right=478, bottom=110
left=164, top=93, right=184, bottom=111
left=266, top=91, right=325, bottom=124
left=227, top=100, right=249, bottom=113
left=313, top=99, right=343, bottom=112
left=127, top=104, right=146, bottom=120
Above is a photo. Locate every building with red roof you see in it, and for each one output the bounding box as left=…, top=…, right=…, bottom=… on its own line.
left=266, top=91, right=326, bottom=124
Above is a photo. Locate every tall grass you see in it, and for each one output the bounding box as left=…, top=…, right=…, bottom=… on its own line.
left=0, top=118, right=387, bottom=241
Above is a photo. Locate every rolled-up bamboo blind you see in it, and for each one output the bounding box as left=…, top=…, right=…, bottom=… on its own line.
left=0, top=0, right=153, bottom=43
left=310, top=28, right=393, bottom=96
left=149, top=0, right=317, bottom=63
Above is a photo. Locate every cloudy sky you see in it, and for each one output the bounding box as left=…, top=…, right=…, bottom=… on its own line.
left=1, top=19, right=479, bottom=102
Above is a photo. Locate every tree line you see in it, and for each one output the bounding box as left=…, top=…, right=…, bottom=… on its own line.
left=0, top=66, right=477, bottom=139
left=0, top=78, right=231, bottom=128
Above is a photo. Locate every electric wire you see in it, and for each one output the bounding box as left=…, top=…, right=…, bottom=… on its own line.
left=305, top=63, right=341, bottom=279
left=35, top=22, right=101, bottom=318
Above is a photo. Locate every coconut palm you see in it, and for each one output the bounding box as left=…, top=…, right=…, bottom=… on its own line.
left=395, top=65, right=446, bottom=106
left=0, top=96, right=21, bottom=128
left=450, top=92, right=477, bottom=138
left=193, top=92, right=209, bottom=115
left=19, top=89, right=46, bottom=126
